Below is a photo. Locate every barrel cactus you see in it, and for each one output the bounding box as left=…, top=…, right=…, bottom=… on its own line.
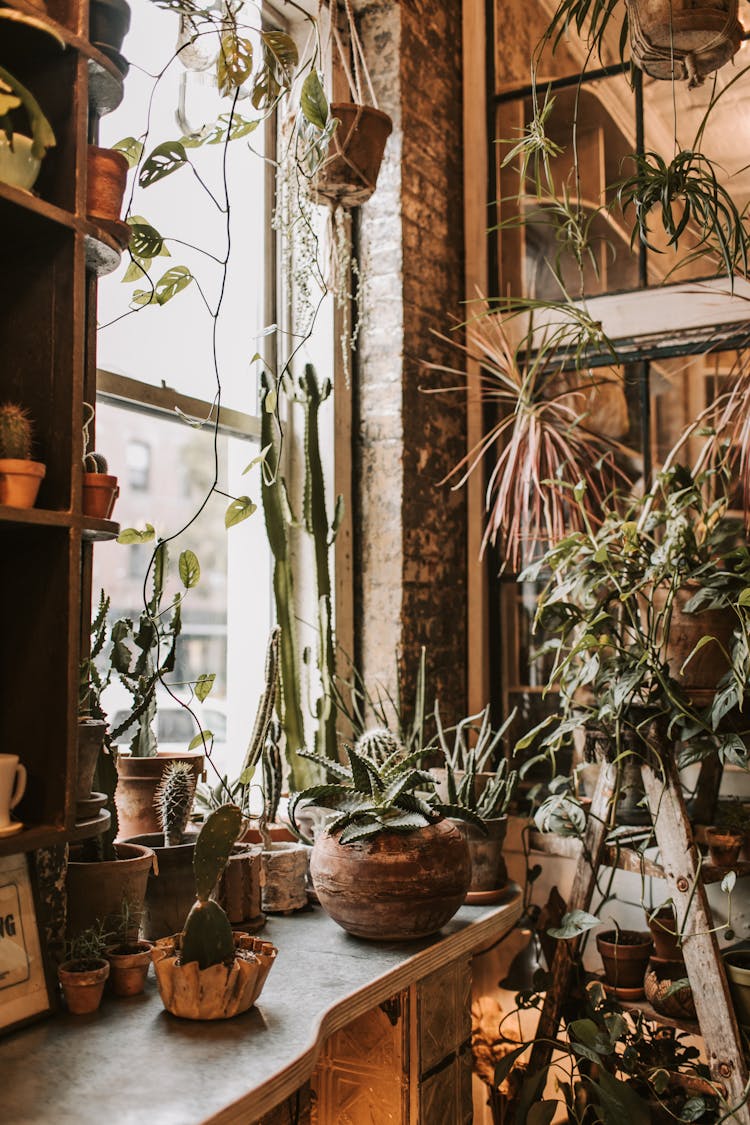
left=181, top=804, right=242, bottom=970
left=356, top=727, right=403, bottom=766
left=0, top=403, right=33, bottom=459
left=84, top=451, right=109, bottom=473
left=155, top=761, right=196, bottom=846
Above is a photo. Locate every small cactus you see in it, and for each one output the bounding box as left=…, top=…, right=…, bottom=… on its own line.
left=155, top=761, right=196, bottom=847
left=0, top=403, right=33, bottom=460
left=84, top=451, right=109, bottom=473
left=181, top=804, right=242, bottom=971
left=356, top=727, right=403, bottom=766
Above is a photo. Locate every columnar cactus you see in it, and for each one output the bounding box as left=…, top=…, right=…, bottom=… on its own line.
left=155, top=761, right=196, bottom=846
left=181, top=804, right=242, bottom=970
left=356, top=727, right=404, bottom=766
left=0, top=403, right=33, bottom=459
left=260, top=721, right=283, bottom=850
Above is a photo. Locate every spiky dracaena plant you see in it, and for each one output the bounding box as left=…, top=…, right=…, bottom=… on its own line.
left=155, top=761, right=196, bottom=846
left=0, top=403, right=33, bottom=459
left=181, top=804, right=242, bottom=971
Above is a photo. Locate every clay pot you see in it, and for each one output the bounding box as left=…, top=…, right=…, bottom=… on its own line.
left=723, top=949, right=750, bottom=1028
left=651, top=583, right=735, bottom=694
left=218, top=844, right=264, bottom=930
left=450, top=816, right=508, bottom=899
left=0, top=458, right=45, bottom=508
left=311, top=103, right=392, bottom=208
left=82, top=473, right=119, bottom=519
left=66, top=841, right=155, bottom=940
left=596, top=930, right=653, bottom=997
left=105, top=940, right=153, bottom=996
left=310, top=819, right=471, bottom=941
left=644, top=956, right=695, bottom=1020
left=115, top=751, right=204, bottom=838
left=125, top=832, right=196, bottom=941
left=87, top=145, right=129, bottom=225
left=89, top=0, right=131, bottom=54
left=77, top=719, right=106, bottom=821
left=646, top=905, right=682, bottom=961
left=58, top=958, right=110, bottom=1014
left=0, top=134, right=42, bottom=191
left=151, top=932, right=277, bottom=1020
left=706, top=826, right=743, bottom=866
left=628, top=0, right=741, bottom=86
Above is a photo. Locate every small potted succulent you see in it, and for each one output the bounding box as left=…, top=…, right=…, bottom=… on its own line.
left=0, top=403, right=45, bottom=508
left=81, top=402, right=119, bottom=520
left=57, top=925, right=110, bottom=1015
left=104, top=902, right=152, bottom=997
left=0, top=64, right=56, bottom=191
left=150, top=803, right=277, bottom=1020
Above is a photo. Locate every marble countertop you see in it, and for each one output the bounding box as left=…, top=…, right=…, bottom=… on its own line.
left=2, top=889, right=522, bottom=1125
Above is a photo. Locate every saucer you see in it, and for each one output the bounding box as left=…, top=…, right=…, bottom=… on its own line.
left=0, top=821, right=23, bottom=837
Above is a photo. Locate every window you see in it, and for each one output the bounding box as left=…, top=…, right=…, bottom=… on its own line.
left=125, top=440, right=150, bottom=491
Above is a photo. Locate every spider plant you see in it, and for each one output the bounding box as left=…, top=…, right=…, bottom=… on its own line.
left=423, top=304, right=626, bottom=572
left=499, top=82, right=562, bottom=198
left=615, top=149, right=750, bottom=282
left=542, top=0, right=627, bottom=65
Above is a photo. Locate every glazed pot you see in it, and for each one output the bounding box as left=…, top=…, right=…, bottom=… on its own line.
left=706, top=826, right=743, bottom=867
left=58, top=958, right=110, bottom=1014
left=77, top=719, right=107, bottom=821
left=628, top=0, right=741, bottom=85
left=311, top=103, right=393, bottom=208
left=66, top=841, right=155, bottom=939
left=450, top=816, right=508, bottom=900
left=0, top=458, right=45, bottom=508
left=82, top=472, right=119, bottom=519
left=0, top=134, right=42, bottom=191
left=125, top=833, right=196, bottom=941
left=87, top=145, right=129, bottom=225
left=723, top=949, right=750, bottom=1028
left=651, top=583, right=735, bottom=694
left=90, top=0, right=131, bottom=54
left=310, top=819, right=471, bottom=941
left=596, top=930, right=653, bottom=997
left=105, top=940, right=152, bottom=996
left=115, top=751, right=204, bottom=838
left=646, top=905, right=682, bottom=961
left=151, top=932, right=277, bottom=1020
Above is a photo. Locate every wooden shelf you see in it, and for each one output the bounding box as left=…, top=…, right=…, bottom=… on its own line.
left=81, top=517, right=120, bottom=541
left=0, top=180, right=77, bottom=234
left=0, top=183, right=128, bottom=271
left=0, top=824, right=66, bottom=858
left=0, top=507, right=119, bottom=538
left=591, top=975, right=700, bottom=1035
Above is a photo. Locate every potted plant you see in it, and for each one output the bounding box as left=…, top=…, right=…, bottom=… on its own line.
left=87, top=144, right=129, bottom=228
left=77, top=589, right=111, bottom=823
left=0, top=403, right=45, bottom=508
left=104, top=902, right=153, bottom=997
left=81, top=402, right=119, bottom=519
left=57, top=925, right=110, bottom=1015
left=723, top=948, right=750, bottom=1029
left=291, top=741, right=471, bottom=940
left=596, top=928, right=654, bottom=998
left=705, top=824, right=743, bottom=866
left=150, top=803, right=277, bottom=1020
left=646, top=902, right=683, bottom=962
left=430, top=702, right=513, bottom=803
left=0, top=64, right=56, bottom=191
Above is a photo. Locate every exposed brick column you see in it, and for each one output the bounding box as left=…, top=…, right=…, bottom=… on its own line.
left=353, top=0, right=467, bottom=722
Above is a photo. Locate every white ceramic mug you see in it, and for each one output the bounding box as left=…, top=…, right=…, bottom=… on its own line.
left=0, top=754, right=27, bottom=829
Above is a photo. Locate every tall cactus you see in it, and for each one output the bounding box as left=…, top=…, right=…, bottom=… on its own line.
left=0, top=403, right=33, bottom=459
left=260, top=720, right=283, bottom=850
left=181, top=804, right=242, bottom=970
left=155, top=761, right=196, bottom=846
left=241, top=627, right=280, bottom=776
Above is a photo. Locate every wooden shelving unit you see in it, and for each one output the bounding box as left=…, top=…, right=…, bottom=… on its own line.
left=0, top=0, right=124, bottom=858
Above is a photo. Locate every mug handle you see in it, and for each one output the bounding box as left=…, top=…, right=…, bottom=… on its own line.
left=10, top=764, right=27, bottom=810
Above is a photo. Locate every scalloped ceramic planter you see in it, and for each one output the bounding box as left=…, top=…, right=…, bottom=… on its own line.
left=151, top=933, right=277, bottom=1020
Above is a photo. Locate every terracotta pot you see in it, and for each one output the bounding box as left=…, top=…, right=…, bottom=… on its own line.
left=89, top=0, right=131, bottom=53
left=58, top=958, right=110, bottom=1014
left=723, top=949, right=750, bottom=1028
left=450, top=816, right=508, bottom=896
left=706, top=826, right=743, bottom=866
left=0, top=134, right=42, bottom=191
left=596, top=930, right=653, bottom=996
left=66, top=841, right=155, bottom=939
left=151, top=932, right=277, bottom=1020
left=310, top=819, right=471, bottom=941
left=0, top=458, right=45, bottom=508
left=651, top=583, right=735, bottom=693
left=646, top=905, right=682, bottom=961
left=105, top=940, right=152, bottom=996
left=125, top=832, right=196, bottom=941
left=218, top=844, right=264, bottom=929
left=311, top=103, right=392, bottom=208
left=628, top=0, right=741, bottom=85
left=115, top=751, right=204, bottom=838
left=77, top=719, right=106, bottom=821
left=87, top=145, right=129, bottom=225
left=82, top=473, right=119, bottom=519
left=644, top=956, right=695, bottom=1020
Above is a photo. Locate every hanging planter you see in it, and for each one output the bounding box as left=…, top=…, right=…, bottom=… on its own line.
left=627, top=0, right=742, bottom=87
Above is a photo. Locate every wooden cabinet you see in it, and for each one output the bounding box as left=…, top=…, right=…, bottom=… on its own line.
left=0, top=0, right=124, bottom=859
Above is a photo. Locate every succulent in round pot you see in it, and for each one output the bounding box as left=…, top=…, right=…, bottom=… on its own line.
left=57, top=926, right=110, bottom=1014
left=0, top=403, right=46, bottom=508
left=0, top=64, right=56, bottom=191
left=150, top=804, right=277, bottom=1019
left=596, top=929, right=653, bottom=998
left=706, top=825, right=743, bottom=867
left=291, top=742, right=471, bottom=940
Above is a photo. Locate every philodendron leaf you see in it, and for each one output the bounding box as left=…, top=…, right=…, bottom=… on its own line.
left=127, top=218, right=166, bottom=259
left=494, top=1044, right=527, bottom=1088
left=217, top=33, right=253, bottom=95
left=194, top=672, right=215, bottom=702
left=139, top=140, right=188, bottom=187
left=225, top=495, right=257, bottom=528
left=300, top=70, right=328, bottom=129
left=261, top=30, right=298, bottom=83
left=117, top=523, right=155, bottom=544
left=548, top=910, right=600, bottom=940
left=242, top=444, right=271, bottom=475
left=178, top=548, right=200, bottom=588
left=722, top=870, right=737, bottom=894
left=154, top=265, right=193, bottom=305
left=113, top=136, right=144, bottom=168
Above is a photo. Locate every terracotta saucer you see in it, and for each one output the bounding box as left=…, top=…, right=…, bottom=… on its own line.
left=0, top=821, right=23, bottom=837
left=465, top=886, right=508, bottom=905
left=602, top=982, right=645, bottom=1000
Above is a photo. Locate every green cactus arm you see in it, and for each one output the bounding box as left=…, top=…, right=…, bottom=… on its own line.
left=241, top=627, right=280, bottom=775
left=193, top=804, right=243, bottom=901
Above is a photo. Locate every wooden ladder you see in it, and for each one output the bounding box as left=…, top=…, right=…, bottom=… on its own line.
left=526, top=746, right=750, bottom=1122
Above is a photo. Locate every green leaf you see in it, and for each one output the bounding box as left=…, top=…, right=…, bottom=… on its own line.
left=0, top=89, right=20, bottom=115
left=113, top=136, right=144, bottom=168
left=261, top=30, right=298, bottom=83
left=127, top=220, right=165, bottom=259
left=590, top=1068, right=650, bottom=1125
left=122, top=258, right=149, bottom=283
left=527, top=1104, right=556, bottom=1125
left=194, top=672, right=215, bottom=702
left=188, top=730, right=213, bottom=751
left=242, top=443, right=271, bottom=475
left=722, top=870, right=737, bottom=894
left=493, top=1044, right=527, bottom=1087
left=178, top=548, right=201, bottom=588
left=117, top=524, right=155, bottom=544
left=264, top=388, right=277, bottom=413
left=300, top=70, right=329, bottom=129
left=225, top=495, right=257, bottom=528
left=139, top=140, right=188, bottom=187
left=154, top=265, right=193, bottom=305
left=548, top=909, right=599, bottom=940
left=681, top=1097, right=708, bottom=1121
left=216, top=33, right=253, bottom=95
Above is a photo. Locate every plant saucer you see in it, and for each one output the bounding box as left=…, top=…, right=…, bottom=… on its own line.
left=602, top=982, right=645, bottom=1001
left=0, top=821, right=23, bottom=837
left=465, top=886, right=509, bottom=905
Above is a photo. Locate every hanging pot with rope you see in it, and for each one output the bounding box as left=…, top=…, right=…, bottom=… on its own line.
left=626, top=0, right=743, bottom=87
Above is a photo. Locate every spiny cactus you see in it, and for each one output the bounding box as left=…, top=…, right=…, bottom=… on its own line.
left=356, top=727, right=404, bottom=766
left=156, top=761, right=196, bottom=846
left=84, top=451, right=109, bottom=473
left=181, top=804, right=242, bottom=970
left=0, top=403, right=33, bottom=460
left=260, top=721, right=283, bottom=849
left=241, top=627, right=280, bottom=777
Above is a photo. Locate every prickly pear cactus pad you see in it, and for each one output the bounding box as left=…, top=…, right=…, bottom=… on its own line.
left=150, top=933, right=277, bottom=1020
left=193, top=804, right=243, bottom=901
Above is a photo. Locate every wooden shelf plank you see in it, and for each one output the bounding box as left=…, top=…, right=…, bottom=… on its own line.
left=0, top=824, right=66, bottom=858
left=0, top=507, right=119, bottom=539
